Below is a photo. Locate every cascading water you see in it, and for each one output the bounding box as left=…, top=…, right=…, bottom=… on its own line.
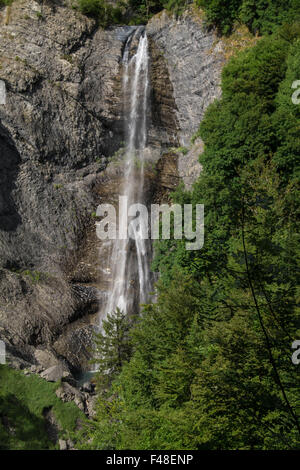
left=101, top=27, right=153, bottom=321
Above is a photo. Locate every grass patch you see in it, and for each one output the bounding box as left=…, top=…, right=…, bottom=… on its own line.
left=0, top=365, right=84, bottom=450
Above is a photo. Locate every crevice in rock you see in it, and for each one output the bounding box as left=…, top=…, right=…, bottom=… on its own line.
left=0, top=124, right=22, bottom=233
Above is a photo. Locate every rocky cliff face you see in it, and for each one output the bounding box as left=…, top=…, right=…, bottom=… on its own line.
left=147, top=8, right=225, bottom=189
left=0, top=0, right=124, bottom=372
left=0, top=1, right=224, bottom=376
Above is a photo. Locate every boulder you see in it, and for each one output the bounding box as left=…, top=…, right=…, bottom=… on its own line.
left=55, top=381, right=86, bottom=412
left=59, top=440, right=68, bottom=451
left=55, top=381, right=84, bottom=403
left=40, top=365, right=70, bottom=382
left=85, top=394, right=98, bottom=418
left=34, top=349, right=61, bottom=370
left=81, top=381, right=94, bottom=393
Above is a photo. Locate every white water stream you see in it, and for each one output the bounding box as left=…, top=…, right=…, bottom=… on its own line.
left=101, top=28, right=152, bottom=320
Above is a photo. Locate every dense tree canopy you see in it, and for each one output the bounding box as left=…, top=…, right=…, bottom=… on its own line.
left=76, top=0, right=300, bottom=32
left=77, top=19, right=300, bottom=451
left=197, top=0, right=300, bottom=34
left=76, top=5, right=300, bottom=451
left=77, top=0, right=191, bottom=25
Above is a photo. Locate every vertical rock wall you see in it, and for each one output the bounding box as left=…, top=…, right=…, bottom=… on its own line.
left=147, top=9, right=224, bottom=146
left=0, top=2, right=225, bottom=373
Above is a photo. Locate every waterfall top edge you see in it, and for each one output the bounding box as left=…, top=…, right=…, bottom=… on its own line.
left=114, top=25, right=146, bottom=42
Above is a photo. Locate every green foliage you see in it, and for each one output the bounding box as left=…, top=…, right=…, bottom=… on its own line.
left=35, top=11, right=43, bottom=20
left=77, top=0, right=125, bottom=27
left=0, top=0, right=13, bottom=7
left=272, top=39, right=300, bottom=178
left=197, top=0, right=241, bottom=35
left=148, top=27, right=300, bottom=448
left=0, top=366, right=84, bottom=450
left=197, top=0, right=300, bottom=35
left=77, top=0, right=190, bottom=26
left=80, top=19, right=300, bottom=450
left=92, top=308, right=133, bottom=392
left=127, top=0, right=163, bottom=23
left=164, top=0, right=190, bottom=16
left=77, top=0, right=300, bottom=31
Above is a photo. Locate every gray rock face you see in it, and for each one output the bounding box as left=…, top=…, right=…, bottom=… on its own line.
left=0, top=1, right=126, bottom=371
left=58, top=439, right=68, bottom=451
left=147, top=9, right=224, bottom=146
left=34, top=348, right=64, bottom=369
left=177, top=138, right=204, bottom=190
left=40, top=364, right=70, bottom=382
left=0, top=0, right=125, bottom=273
left=0, top=2, right=224, bottom=373
left=55, top=380, right=96, bottom=417
left=56, top=381, right=84, bottom=402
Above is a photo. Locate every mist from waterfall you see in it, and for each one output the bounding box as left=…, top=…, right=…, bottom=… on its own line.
left=101, top=27, right=152, bottom=321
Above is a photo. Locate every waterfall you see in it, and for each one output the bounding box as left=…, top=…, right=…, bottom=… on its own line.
left=101, top=27, right=152, bottom=320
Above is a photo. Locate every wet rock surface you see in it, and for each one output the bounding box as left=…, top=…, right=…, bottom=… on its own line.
left=147, top=8, right=224, bottom=146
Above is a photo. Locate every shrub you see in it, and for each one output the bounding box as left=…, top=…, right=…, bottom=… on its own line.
left=77, top=0, right=125, bottom=27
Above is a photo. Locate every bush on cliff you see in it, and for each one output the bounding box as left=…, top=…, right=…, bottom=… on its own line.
left=77, top=0, right=191, bottom=26
left=77, top=0, right=125, bottom=26
left=197, top=0, right=300, bottom=35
